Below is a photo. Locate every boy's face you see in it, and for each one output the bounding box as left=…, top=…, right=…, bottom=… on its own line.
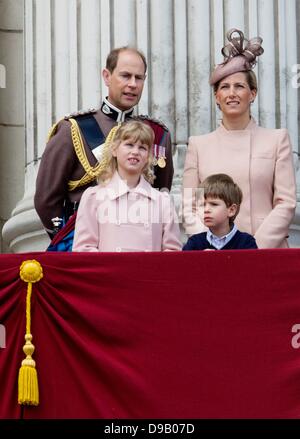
left=200, top=196, right=237, bottom=235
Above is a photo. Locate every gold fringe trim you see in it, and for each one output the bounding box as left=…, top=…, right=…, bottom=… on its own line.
left=68, top=120, right=119, bottom=191
left=18, top=260, right=43, bottom=406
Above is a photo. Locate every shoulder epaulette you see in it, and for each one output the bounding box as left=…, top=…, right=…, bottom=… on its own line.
left=64, top=107, right=97, bottom=120
left=47, top=108, right=97, bottom=141
left=47, top=122, right=59, bottom=142
left=131, top=114, right=169, bottom=132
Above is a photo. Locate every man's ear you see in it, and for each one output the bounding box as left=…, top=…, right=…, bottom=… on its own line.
left=102, top=68, right=111, bottom=87
left=228, top=204, right=238, bottom=218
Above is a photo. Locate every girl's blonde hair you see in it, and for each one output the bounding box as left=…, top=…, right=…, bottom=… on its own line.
left=98, top=120, right=155, bottom=184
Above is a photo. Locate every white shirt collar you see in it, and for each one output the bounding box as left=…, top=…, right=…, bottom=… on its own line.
left=101, top=97, right=134, bottom=122
left=207, top=223, right=238, bottom=249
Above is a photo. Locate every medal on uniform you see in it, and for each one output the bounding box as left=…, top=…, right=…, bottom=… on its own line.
left=157, top=145, right=166, bottom=168
left=157, top=156, right=166, bottom=168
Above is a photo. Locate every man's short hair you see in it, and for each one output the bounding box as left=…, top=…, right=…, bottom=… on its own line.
left=106, top=47, right=147, bottom=74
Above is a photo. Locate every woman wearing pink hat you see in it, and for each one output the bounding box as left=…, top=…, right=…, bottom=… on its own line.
left=183, top=29, right=296, bottom=248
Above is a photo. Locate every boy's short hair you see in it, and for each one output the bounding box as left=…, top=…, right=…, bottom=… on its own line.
left=200, top=173, right=243, bottom=222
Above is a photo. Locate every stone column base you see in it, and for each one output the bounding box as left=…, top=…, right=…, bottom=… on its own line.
left=2, top=194, right=49, bottom=253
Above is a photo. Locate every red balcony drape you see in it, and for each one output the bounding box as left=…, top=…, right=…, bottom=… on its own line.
left=0, top=250, right=300, bottom=419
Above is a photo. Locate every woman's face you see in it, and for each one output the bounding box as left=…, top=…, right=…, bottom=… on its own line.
left=215, top=72, right=257, bottom=119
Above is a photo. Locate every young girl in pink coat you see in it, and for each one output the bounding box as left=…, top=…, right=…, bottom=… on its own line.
left=73, top=120, right=181, bottom=252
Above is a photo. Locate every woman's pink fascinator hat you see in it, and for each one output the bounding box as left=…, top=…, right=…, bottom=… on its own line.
left=210, top=28, right=264, bottom=86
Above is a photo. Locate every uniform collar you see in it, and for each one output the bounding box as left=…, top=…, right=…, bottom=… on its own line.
left=101, top=97, right=134, bottom=122
left=105, top=171, right=158, bottom=201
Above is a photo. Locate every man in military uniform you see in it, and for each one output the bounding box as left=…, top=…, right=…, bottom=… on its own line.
left=34, top=47, right=174, bottom=244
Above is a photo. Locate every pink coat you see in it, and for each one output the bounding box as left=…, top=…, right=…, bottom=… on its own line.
left=183, top=119, right=296, bottom=248
left=73, top=172, right=181, bottom=252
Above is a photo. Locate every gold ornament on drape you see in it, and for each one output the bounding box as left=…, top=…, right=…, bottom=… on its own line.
left=18, top=260, right=43, bottom=406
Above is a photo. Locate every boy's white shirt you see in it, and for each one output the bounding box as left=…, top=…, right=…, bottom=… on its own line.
left=206, top=224, right=238, bottom=249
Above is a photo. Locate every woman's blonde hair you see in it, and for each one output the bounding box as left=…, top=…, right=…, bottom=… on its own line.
left=213, top=69, right=258, bottom=93
left=98, top=120, right=155, bottom=184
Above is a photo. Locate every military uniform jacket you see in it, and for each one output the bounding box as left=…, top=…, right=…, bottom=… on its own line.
left=34, top=105, right=173, bottom=232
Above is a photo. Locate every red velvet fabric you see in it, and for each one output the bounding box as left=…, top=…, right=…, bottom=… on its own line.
left=0, top=250, right=300, bottom=419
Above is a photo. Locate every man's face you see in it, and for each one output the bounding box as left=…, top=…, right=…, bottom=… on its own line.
left=102, top=50, right=146, bottom=111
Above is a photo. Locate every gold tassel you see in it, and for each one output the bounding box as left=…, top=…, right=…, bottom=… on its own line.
left=18, top=260, right=43, bottom=406
left=68, top=121, right=120, bottom=191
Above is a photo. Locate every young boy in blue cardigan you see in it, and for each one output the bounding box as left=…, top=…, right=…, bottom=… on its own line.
left=183, top=173, right=257, bottom=251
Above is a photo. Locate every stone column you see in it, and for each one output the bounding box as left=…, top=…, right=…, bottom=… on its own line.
left=0, top=0, right=25, bottom=252
left=2, top=0, right=52, bottom=251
